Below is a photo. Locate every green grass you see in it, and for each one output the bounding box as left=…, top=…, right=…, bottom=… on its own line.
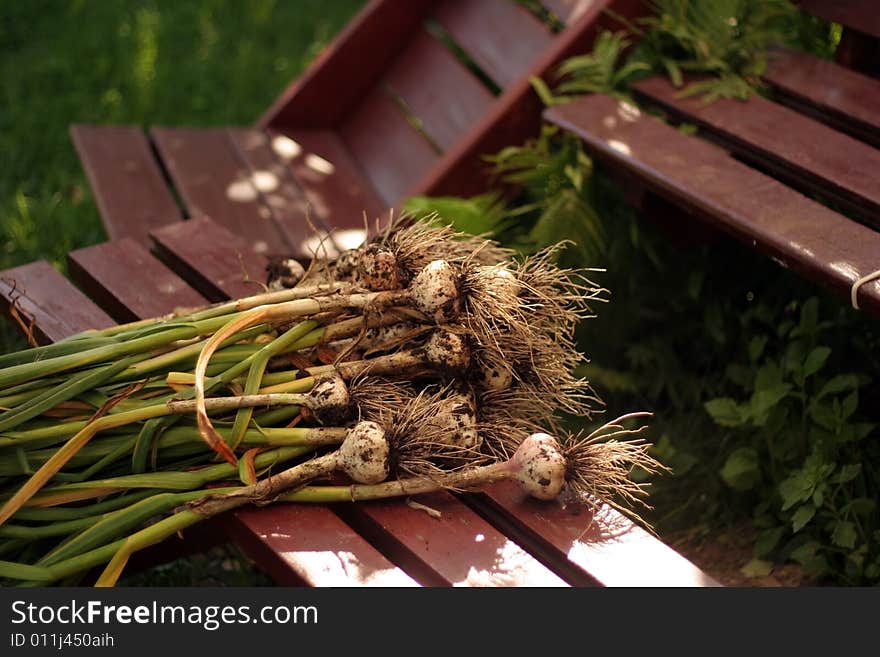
left=0, top=1, right=362, bottom=584
left=0, top=0, right=363, bottom=352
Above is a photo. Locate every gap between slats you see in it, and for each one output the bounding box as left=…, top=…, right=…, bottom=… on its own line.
left=632, top=76, right=880, bottom=228
left=431, top=0, right=555, bottom=89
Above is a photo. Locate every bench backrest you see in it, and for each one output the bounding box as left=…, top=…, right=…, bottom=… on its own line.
left=259, top=0, right=644, bottom=204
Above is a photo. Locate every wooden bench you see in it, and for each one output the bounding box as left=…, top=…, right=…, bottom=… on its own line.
left=70, top=0, right=645, bottom=260
left=545, top=2, right=880, bottom=315
left=0, top=0, right=716, bottom=586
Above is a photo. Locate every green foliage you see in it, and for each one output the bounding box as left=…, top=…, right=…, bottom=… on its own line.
left=554, top=0, right=838, bottom=104
left=533, top=31, right=650, bottom=105
left=626, top=0, right=801, bottom=101
left=407, top=125, right=606, bottom=264
left=702, top=298, right=880, bottom=582
left=403, top=193, right=509, bottom=239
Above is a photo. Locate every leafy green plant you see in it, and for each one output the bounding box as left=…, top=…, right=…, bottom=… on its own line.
left=553, top=0, right=829, bottom=104
left=623, top=0, right=801, bottom=101
left=405, top=125, right=605, bottom=266
left=531, top=30, right=649, bottom=106
left=704, top=298, right=880, bottom=582
left=403, top=193, right=508, bottom=239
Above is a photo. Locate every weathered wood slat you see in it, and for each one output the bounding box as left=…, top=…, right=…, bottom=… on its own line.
left=763, top=49, right=880, bottom=149
left=270, top=128, right=388, bottom=244
left=341, top=491, right=568, bottom=586
left=70, top=125, right=182, bottom=244
left=432, top=0, right=554, bottom=88
left=0, top=261, right=114, bottom=344
left=471, top=481, right=720, bottom=586
left=68, top=238, right=205, bottom=323
left=545, top=94, right=880, bottom=314
left=150, top=127, right=289, bottom=253
left=633, top=76, right=880, bottom=223
left=340, top=86, right=440, bottom=205
left=384, top=29, right=496, bottom=151
left=150, top=216, right=269, bottom=302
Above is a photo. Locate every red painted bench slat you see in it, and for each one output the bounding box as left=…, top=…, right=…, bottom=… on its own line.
left=545, top=94, right=880, bottom=314
left=259, top=0, right=437, bottom=130
left=68, top=238, right=205, bottom=323
left=341, top=491, right=568, bottom=586
left=226, top=128, right=323, bottom=257
left=632, top=76, right=880, bottom=223
left=763, top=49, right=880, bottom=149
left=796, top=0, right=880, bottom=39
left=340, top=85, right=440, bottom=206
left=0, top=261, right=115, bottom=344
left=432, top=0, right=554, bottom=88
left=69, top=124, right=182, bottom=244
left=226, top=505, right=419, bottom=586
left=473, top=481, right=721, bottom=587
left=272, top=128, right=388, bottom=239
left=384, top=29, right=496, bottom=152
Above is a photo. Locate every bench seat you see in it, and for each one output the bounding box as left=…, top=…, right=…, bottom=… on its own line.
left=545, top=92, right=880, bottom=314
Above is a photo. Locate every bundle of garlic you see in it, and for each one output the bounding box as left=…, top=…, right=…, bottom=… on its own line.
left=0, top=217, right=664, bottom=586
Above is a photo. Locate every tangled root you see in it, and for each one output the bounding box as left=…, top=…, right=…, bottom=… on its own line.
left=560, top=413, right=669, bottom=525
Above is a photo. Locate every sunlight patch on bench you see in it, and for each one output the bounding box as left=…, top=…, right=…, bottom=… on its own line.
left=617, top=101, right=641, bottom=122
left=304, top=154, right=335, bottom=175
left=300, top=228, right=367, bottom=258
left=226, top=178, right=258, bottom=202
left=607, top=139, right=631, bottom=156
left=830, top=260, right=859, bottom=282
left=284, top=549, right=415, bottom=586
left=251, top=170, right=279, bottom=192
left=454, top=538, right=566, bottom=587
left=788, top=241, right=815, bottom=258
left=271, top=135, right=303, bottom=161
